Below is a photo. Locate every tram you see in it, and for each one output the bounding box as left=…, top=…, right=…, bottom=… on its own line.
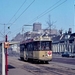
left=20, top=35, right=52, bottom=63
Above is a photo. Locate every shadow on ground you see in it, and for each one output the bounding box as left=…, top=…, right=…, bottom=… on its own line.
left=8, top=65, right=15, bottom=69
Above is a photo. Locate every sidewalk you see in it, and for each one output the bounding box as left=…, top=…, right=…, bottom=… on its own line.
left=52, top=54, right=62, bottom=58
left=8, top=61, right=75, bottom=75
left=8, top=68, right=33, bottom=75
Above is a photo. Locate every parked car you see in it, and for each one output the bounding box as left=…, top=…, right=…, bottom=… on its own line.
left=62, top=52, right=75, bottom=58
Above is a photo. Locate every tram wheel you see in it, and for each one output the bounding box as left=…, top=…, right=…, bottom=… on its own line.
left=20, top=57, right=23, bottom=60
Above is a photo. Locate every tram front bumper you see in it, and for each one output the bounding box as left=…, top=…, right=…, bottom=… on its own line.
left=38, top=56, right=52, bottom=61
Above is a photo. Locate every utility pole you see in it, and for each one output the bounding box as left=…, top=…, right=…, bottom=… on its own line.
left=4, top=35, right=9, bottom=75
left=47, top=15, right=53, bottom=36
left=47, top=15, right=56, bottom=36
left=47, top=15, right=51, bottom=35
left=0, top=23, right=10, bottom=41
left=0, top=23, right=10, bottom=75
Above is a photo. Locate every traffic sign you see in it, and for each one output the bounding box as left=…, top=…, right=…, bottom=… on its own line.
left=4, top=42, right=9, bottom=48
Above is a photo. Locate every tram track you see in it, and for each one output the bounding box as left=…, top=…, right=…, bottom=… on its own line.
left=38, top=65, right=75, bottom=75
left=21, top=62, right=75, bottom=75
left=8, top=57, right=75, bottom=75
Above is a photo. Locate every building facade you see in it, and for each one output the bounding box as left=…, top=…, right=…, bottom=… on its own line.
left=52, top=33, right=75, bottom=54
left=33, top=22, right=42, bottom=31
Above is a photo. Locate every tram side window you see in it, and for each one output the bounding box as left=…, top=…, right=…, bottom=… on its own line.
left=49, top=41, right=52, bottom=50
left=20, top=44, right=25, bottom=52
left=27, top=43, right=30, bottom=51
left=27, top=43, right=33, bottom=51
left=33, top=41, right=40, bottom=51
left=30, top=43, right=34, bottom=50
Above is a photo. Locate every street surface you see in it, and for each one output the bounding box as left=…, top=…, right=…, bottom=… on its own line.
left=52, top=54, right=75, bottom=65
left=8, top=54, right=75, bottom=75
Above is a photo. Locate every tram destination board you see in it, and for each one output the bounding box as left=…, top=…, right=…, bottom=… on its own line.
left=0, top=43, right=2, bottom=75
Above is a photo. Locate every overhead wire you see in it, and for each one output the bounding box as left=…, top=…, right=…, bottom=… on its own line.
left=0, top=0, right=27, bottom=35
left=10, top=0, right=67, bottom=38
left=0, top=32, right=4, bottom=37
left=0, top=23, right=11, bottom=37
left=8, top=0, right=35, bottom=27
left=28, top=0, right=67, bottom=24
left=7, top=0, right=35, bottom=39
left=7, top=0, right=27, bottom=24
left=7, top=0, right=67, bottom=40
left=4, top=0, right=35, bottom=36
left=28, top=0, right=62, bottom=24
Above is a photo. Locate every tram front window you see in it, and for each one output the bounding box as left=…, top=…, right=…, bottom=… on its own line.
left=33, top=41, right=52, bottom=51
left=41, top=41, right=52, bottom=50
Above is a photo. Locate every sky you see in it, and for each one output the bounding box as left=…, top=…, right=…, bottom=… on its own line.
left=0, top=0, right=75, bottom=41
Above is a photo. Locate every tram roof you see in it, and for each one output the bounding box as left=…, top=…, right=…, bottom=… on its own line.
left=20, top=36, right=51, bottom=44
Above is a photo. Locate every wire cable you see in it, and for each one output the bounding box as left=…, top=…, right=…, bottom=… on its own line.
left=0, top=23, right=12, bottom=37
left=3, top=0, right=35, bottom=36
left=28, top=0, right=62, bottom=23
left=5, top=0, right=35, bottom=40
left=0, top=0, right=27, bottom=35
left=7, top=0, right=27, bottom=24
left=9, top=0, right=67, bottom=40
left=28, top=0, right=67, bottom=24
left=0, top=0, right=35, bottom=41
left=8, top=0, right=35, bottom=27
left=6, top=0, right=67, bottom=40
